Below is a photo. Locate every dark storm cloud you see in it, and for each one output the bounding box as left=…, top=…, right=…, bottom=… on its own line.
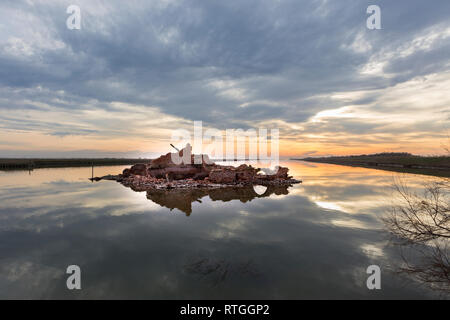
left=0, top=0, right=449, bottom=136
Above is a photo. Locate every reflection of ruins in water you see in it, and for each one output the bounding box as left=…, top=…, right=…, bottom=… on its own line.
left=145, top=185, right=291, bottom=215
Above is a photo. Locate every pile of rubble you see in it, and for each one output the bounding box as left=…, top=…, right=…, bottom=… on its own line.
left=93, top=144, right=301, bottom=190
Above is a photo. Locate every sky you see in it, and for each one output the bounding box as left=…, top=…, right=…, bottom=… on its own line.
left=0, top=0, right=449, bottom=158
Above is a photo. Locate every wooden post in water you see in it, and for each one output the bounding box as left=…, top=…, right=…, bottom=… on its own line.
left=91, top=162, right=94, bottom=182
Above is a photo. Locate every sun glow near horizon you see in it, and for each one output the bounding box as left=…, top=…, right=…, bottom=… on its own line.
left=0, top=1, right=449, bottom=158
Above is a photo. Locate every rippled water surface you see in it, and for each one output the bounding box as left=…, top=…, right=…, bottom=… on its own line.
left=0, top=161, right=441, bottom=299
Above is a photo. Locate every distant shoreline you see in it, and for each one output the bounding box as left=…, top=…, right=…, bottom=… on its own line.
left=294, top=153, right=450, bottom=178
left=0, top=158, right=153, bottom=170
left=3, top=155, right=450, bottom=177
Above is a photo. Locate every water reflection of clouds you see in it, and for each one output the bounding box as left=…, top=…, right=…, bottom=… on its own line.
left=0, top=163, right=439, bottom=299
left=289, top=161, right=401, bottom=217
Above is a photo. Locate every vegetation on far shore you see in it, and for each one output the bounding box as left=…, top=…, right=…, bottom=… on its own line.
left=0, top=158, right=152, bottom=170
left=295, top=152, right=450, bottom=177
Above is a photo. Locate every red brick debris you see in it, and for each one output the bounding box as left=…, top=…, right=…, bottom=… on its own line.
left=92, top=144, right=301, bottom=190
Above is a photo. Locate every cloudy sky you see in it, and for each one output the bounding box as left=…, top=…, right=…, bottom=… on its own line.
left=0, top=0, right=449, bottom=158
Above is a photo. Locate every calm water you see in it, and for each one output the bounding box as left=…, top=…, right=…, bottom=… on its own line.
left=0, top=161, right=442, bottom=299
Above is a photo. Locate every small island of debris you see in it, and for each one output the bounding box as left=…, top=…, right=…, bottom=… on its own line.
left=91, top=144, right=301, bottom=190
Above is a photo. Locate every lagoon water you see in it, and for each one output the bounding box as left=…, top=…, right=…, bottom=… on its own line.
left=0, top=161, right=441, bottom=299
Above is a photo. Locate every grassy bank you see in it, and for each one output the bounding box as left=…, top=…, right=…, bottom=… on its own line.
left=0, top=158, right=152, bottom=170
left=295, top=153, right=450, bottom=177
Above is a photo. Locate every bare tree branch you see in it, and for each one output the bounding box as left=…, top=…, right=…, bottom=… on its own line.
left=384, top=176, right=450, bottom=293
